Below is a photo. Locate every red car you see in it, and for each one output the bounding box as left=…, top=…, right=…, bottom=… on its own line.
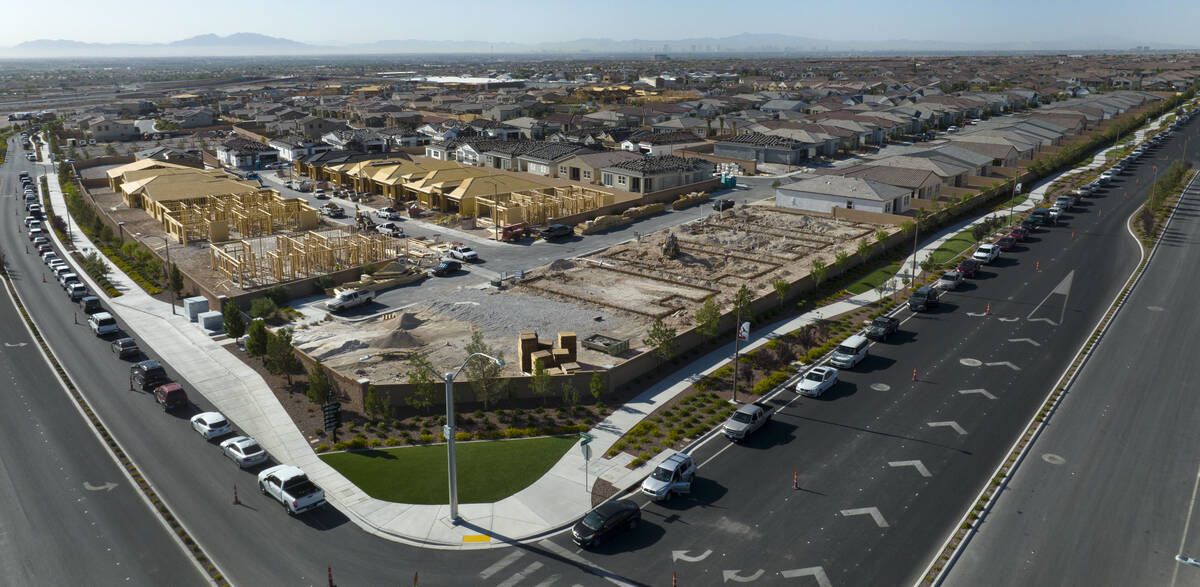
left=154, top=383, right=189, bottom=411
left=956, top=258, right=982, bottom=277
left=995, top=235, right=1016, bottom=251
left=1009, top=227, right=1029, bottom=242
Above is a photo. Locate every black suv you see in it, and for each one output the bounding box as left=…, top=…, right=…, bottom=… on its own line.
left=539, top=224, right=573, bottom=240
left=908, top=286, right=941, bottom=312
left=131, top=360, right=169, bottom=391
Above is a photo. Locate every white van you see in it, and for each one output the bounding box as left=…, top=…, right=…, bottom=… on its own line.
left=829, top=334, right=870, bottom=369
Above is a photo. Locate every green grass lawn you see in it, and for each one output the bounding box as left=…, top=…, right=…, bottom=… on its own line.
left=926, top=228, right=979, bottom=266
left=845, top=262, right=902, bottom=295
left=320, top=435, right=577, bottom=504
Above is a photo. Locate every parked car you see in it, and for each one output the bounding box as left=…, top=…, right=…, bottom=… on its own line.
left=571, top=499, right=641, bottom=548
left=996, top=235, right=1016, bottom=251
left=154, top=383, right=188, bottom=411
left=66, top=282, right=87, bottom=301
left=1029, top=209, right=1054, bottom=226
left=640, top=452, right=696, bottom=501
left=376, top=222, right=404, bottom=237
left=830, top=334, right=870, bottom=369
left=796, top=365, right=839, bottom=397
left=110, top=337, right=139, bottom=359
left=864, top=316, right=900, bottom=341
left=87, top=312, right=118, bottom=336
left=1047, top=206, right=1062, bottom=222
left=220, top=435, right=269, bottom=468
left=722, top=401, right=774, bottom=441
left=712, top=199, right=734, bottom=211
left=1018, top=219, right=1039, bottom=232
left=1055, top=196, right=1074, bottom=210
left=80, top=296, right=102, bottom=314
left=908, top=285, right=942, bottom=312
left=191, top=412, right=233, bottom=440
left=956, top=258, right=982, bottom=278
left=428, top=260, right=462, bottom=277
left=539, top=224, right=573, bottom=240
left=375, top=207, right=401, bottom=220
left=258, top=464, right=325, bottom=515
left=938, top=270, right=965, bottom=290
left=972, top=244, right=1000, bottom=264
left=447, top=245, right=478, bottom=262
left=131, top=359, right=169, bottom=391
left=313, top=189, right=328, bottom=199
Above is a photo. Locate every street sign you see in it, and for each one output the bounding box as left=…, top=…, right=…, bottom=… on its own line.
left=737, top=321, right=750, bottom=341
left=322, top=402, right=341, bottom=437
left=1015, top=182, right=1023, bottom=193
left=581, top=443, right=592, bottom=461
left=579, top=432, right=594, bottom=446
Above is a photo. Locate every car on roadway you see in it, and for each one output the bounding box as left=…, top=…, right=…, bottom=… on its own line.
left=131, top=359, right=169, bottom=391
left=956, top=258, right=982, bottom=278
left=539, top=224, right=573, bottom=240
left=87, top=312, right=118, bottom=336
left=27, top=227, right=44, bottom=241
left=796, top=365, right=839, bottom=397
left=375, top=207, right=401, bottom=220
left=938, top=270, right=965, bottom=290
left=220, top=435, right=268, bottom=468
left=41, top=251, right=59, bottom=265
left=995, top=235, right=1016, bottom=251
left=191, top=412, right=233, bottom=440
left=908, top=285, right=942, bottom=312
left=26, top=153, right=35, bottom=161
left=1018, top=219, right=1039, bottom=233
left=313, top=189, right=328, bottom=199
left=865, top=316, right=900, bottom=341
left=830, top=334, right=870, bottom=369
left=640, top=452, right=696, bottom=500
left=154, top=383, right=188, bottom=411
left=427, top=260, right=462, bottom=277
left=66, top=282, right=87, bottom=301
left=110, top=337, right=139, bottom=359
left=376, top=222, right=404, bottom=237
left=1029, top=208, right=1055, bottom=226
left=712, top=199, right=734, bottom=211
left=446, top=245, right=478, bottom=262
left=1098, top=171, right=1114, bottom=183
left=972, top=244, right=1000, bottom=264
left=1047, top=206, right=1063, bottom=222
left=80, top=296, right=102, bottom=314
left=37, top=243, right=53, bottom=255
left=572, top=499, right=640, bottom=548
left=1055, top=196, right=1075, bottom=210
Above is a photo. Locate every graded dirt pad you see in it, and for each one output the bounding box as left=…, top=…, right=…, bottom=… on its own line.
left=291, top=287, right=641, bottom=382
left=522, top=265, right=716, bottom=317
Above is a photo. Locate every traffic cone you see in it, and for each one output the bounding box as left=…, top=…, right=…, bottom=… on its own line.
left=233, top=484, right=240, bottom=505
left=1035, top=260, right=1040, bottom=272
left=129, top=376, right=134, bottom=392
left=793, top=471, right=799, bottom=490
left=912, top=368, right=918, bottom=381
left=42, top=272, right=45, bottom=283
left=328, top=566, right=334, bottom=587
left=673, top=570, right=677, bottom=586
left=986, top=303, right=991, bottom=315
left=1071, top=231, right=1075, bottom=240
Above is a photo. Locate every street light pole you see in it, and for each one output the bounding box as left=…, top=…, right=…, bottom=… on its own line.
left=410, top=351, right=504, bottom=523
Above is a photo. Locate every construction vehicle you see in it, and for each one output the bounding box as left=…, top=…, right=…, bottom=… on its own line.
left=661, top=233, right=680, bottom=259
left=500, top=222, right=532, bottom=242
left=355, top=211, right=376, bottom=231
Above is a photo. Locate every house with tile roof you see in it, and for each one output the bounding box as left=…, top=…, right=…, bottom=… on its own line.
left=777, top=175, right=913, bottom=215
left=599, top=155, right=714, bottom=195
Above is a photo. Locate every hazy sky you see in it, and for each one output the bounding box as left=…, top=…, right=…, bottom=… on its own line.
left=9, top=0, right=1197, bottom=46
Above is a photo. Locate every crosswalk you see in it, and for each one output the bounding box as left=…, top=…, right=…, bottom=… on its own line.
left=475, top=541, right=638, bottom=587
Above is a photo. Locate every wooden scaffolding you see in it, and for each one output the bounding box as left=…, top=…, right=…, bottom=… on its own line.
left=210, top=228, right=406, bottom=289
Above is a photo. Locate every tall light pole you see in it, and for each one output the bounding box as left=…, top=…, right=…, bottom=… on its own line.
left=407, top=351, right=504, bottom=523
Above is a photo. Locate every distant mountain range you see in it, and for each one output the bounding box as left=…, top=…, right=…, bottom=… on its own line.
left=3, top=32, right=1194, bottom=58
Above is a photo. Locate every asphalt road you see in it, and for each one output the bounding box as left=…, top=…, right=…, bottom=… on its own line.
left=942, top=148, right=1200, bottom=583
left=458, top=114, right=1200, bottom=586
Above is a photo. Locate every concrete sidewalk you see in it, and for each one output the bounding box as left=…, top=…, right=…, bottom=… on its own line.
left=35, top=110, right=1167, bottom=550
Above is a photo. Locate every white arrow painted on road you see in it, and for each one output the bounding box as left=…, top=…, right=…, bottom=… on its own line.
left=723, top=569, right=766, bottom=583
left=672, top=549, right=713, bottom=563
left=958, top=388, right=997, bottom=400
left=998, top=317, right=1019, bottom=322
left=840, top=506, right=890, bottom=528
left=1027, top=270, right=1073, bottom=326
left=780, top=567, right=833, bottom=587
left=985, top=361, right=1021, bottom=371
left=928, top=421, right=967, bottom=435
left=888, top=460, right=932, bottom=477
left=1008, top=338, right=1041, bottom=346
left=4, top=342, right=28, bottom=347
left=965, top=311, right=988, bottom=317
left=83, top=481, right=117, bottom=492
left=1027, top=317, right=1059, bottom=325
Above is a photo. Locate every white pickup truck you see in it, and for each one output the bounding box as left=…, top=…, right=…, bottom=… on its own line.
left=325, top=288, right=374, bottom=312
left=722, top=402, right=773, bottom=441
left=257, top=464, right=325, bottom=515
left=447, top=245, right=479, bottom=262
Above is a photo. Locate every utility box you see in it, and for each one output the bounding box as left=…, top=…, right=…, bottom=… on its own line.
left=183, top=296, right=209, bottom=322
left=197, top=310, right=223, bottom=331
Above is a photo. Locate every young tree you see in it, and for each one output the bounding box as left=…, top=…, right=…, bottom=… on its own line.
left=560, top=379, right=580, bottom=407
left=463, top=330, right=508, bottom=410
left=405, top=353, right=438, bottom=414
left=732, top=284, right=754, bottom=322
left=771, top=278, right=790, bottom=308
left=642, top=317, right=677, bottom=366
left=875, top=229, right=889, bottom=254
left=589, top=370, right=605, bottom=403
left=307, top=358, right=332, bottom=404
left=856, top=239, right=873, bottom=260
left=694, top=296, right=721, bottom=339
left=810, top=259, right=828, bottom=289
left=834, top=250, right=850, bottom=267
left=222, top=300, right=245, bottom=340
left=530, top=359, right=553, bottom=405
left=245, top=319, right=270, bottom=362
left=266, top=328, right=302, bottom=385
left=169, top=263, right=183, bottom=296
left=364, top=384, right=388, bottom=420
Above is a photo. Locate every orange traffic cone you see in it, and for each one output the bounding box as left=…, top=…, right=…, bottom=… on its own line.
left=912, top=368, right=918, bottom=381
left=233, top=484, right=240, bottom=505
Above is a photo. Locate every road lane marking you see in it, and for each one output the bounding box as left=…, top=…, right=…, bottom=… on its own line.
left=83, top=481, right=117, bottom=492
left=780, top=567, right=833, bottom=587
left=672, top=549, right=713, bottom=563
left=984, top=361, right=1021, bottom=371
left=1008, top=338, right=1041, bottom=346
left=958, top=388, right=997, bottom=400
left=480, top=551, right=524, bottom=580
left=1171, top=463, right=1200, bottom=587
left=998, top=317, right=1019, bottom=322
left=1027, top=269, right=1074, bottom=325
left=888, top=460, right=932, bottom=477
left=959, top=358, right=982, bottom=367
left=538, top=539, right=636, bottom=586
left=927, top=421, right=967, bottom=435
left=497, top=562, right=544, bottom=587
left=532, top=574, right=561, bottom=587
left=840, top=506, right=890, bottom=528
left=723, top=569, right=765, bottom=583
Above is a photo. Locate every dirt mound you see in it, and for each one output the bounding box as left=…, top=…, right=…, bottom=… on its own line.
left=382, top=311, right=424, bottom=331
left=371, top=329, right=421, bottom=349
left=549, top=259, right=576, bottom=271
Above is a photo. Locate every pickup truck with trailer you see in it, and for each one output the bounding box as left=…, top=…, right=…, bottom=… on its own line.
left=258, top=464, right=325, bottom=515
left=722, top=402, right=773, bottom=441
left=325, top=288, right=375, bottom=312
